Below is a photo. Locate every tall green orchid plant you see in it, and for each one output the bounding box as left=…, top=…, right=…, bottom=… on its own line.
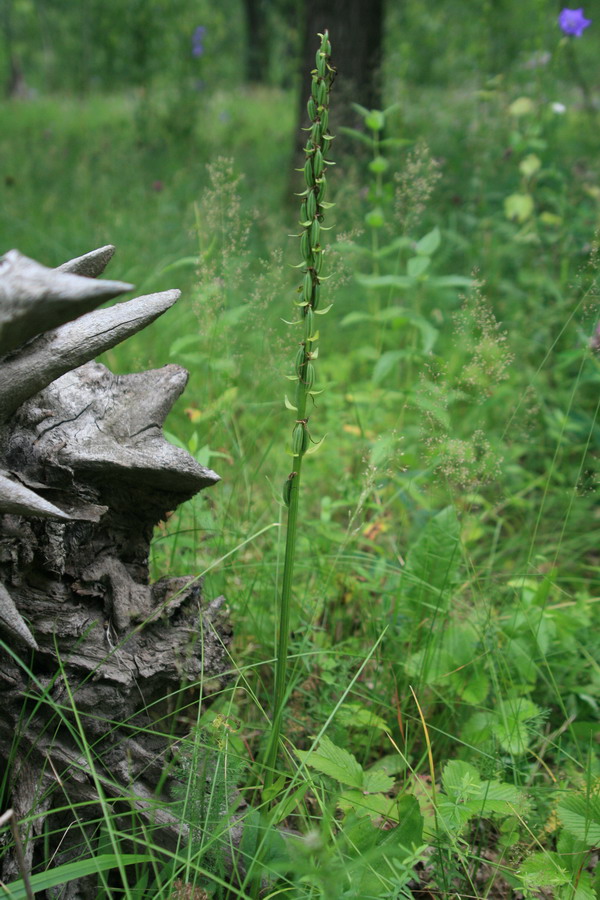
left=262, top=31, right=336, bottom=791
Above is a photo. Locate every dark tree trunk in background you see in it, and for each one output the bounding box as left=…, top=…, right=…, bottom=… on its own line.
left=243, top=0, right=270, bottom=82
left=295, top=0, right=385, bottom=157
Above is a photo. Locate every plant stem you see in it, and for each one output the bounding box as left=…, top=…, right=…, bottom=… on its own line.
left=261, top=30, right=335, bottom=796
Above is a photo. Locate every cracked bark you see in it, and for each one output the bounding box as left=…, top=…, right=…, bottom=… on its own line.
left=0, top=247, right=231, bottom=898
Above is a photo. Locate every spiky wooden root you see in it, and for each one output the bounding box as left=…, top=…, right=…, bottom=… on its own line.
left=0, top=247, right=230, bottom=895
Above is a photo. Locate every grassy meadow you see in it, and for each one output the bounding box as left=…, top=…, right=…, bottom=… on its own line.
left=1, top=14, right=600, bottom=899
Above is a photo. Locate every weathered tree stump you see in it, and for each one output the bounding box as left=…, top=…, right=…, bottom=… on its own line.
left=0, top=246, right=230, bottom=896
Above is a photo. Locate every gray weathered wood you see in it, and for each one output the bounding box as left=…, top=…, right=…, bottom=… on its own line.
left=0, top=246, right=229, bottom=895
left=0, top=249, right=132, bottom=358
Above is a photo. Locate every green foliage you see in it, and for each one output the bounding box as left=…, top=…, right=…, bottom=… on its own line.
left=3, top=5, right=600, bottom=897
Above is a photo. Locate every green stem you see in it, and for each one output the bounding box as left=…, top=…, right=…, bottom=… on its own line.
left=263, top=451, right=304, bottom=791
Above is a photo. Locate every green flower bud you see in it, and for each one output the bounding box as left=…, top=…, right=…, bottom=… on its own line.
left=313, top=251, right=323, bottom=274
left=307, top=97, right=316, bottom=120
left=300, top=200, right=308, bottom=221
left=317, top=179, right=327, bottom=203
left=320, top=108, right=329, bottom=132
left=306, top=190, right=317, bottom=220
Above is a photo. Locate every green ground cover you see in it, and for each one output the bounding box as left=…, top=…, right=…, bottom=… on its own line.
left=1, top=23, right=600, bottom=898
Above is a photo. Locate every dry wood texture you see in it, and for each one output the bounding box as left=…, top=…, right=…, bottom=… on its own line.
left=0, top=247, right=230, bottom=897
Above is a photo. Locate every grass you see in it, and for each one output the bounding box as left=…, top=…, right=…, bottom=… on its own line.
left=1, top=47, right=600, bottom=899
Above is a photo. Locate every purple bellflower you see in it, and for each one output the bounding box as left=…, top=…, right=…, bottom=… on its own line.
left=192, top=26, right=206, bottom=57
left=558, top=8, right=592, bottom=36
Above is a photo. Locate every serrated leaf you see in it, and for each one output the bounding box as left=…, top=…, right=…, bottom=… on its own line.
left=338, top=790, right=403, bottom=821
left=519, top=852, right=570, bottom=889
left=558, top=793, right=600, bottom=847
left=295, top=734, right=364, bottom=788
left=404, top=507, right=461, bottom=605
left=363, top=769, right=395, bottom=793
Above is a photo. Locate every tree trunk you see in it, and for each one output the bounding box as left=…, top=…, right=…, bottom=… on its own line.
left=0, top=246, right=231, bottom=897
left=242, top=0, right=270, bottom=83
left=295, top=0, right=385, bottom=154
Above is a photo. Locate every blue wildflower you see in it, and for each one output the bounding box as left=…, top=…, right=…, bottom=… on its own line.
left=192, top=26, right=206, bottom=57
left=558, top=8, right=592, bottom=36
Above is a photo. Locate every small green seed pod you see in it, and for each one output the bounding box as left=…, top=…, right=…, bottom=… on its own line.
left=307, top=97, right=316, bottom=120
left=306, top=190, right=317, bottom=220
left=316, top=49, right=326, bottom=78
left=295, top=343, right=306, bottom=377
left=317, top=178, right=327, bottom=203
left=312, top=280, right=321, bottom=309
left=320, top=108, right=329, bottom=132
left=310, top=218, right=321, bottom=246
left=300, top=200, right=308, bottom=221
left=304, top=362, right=315, bottom=390
left=311, top=74, right=320, bottom=101
left=303, top=270, right=313, bottom=303
left=313, top=148, right=324, bottom=178
left=304, top=158, right=314, bottom=188
left=317, top=79, right=327, bottom=106
left=282, top=471, right=296, bottom=507
left=313, top=251, right=323, bottom=275
left=304, top=306, right=315, bottom=338
left=292, top=422, right=308, bottom=456
left=300, top=230, right=311, bottom=260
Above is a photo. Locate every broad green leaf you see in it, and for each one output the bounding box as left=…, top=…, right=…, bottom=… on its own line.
left=415, top=227, right=441, bottom=256
left=407, top=255, right=431, bottom=278
left=355, top=273, right=413, bottom=289
left=519, top=153, right=541, bottom=178
left=372, top=350, right=405, bottom=385
left=338, top=125, right=374, bottom=147
left=509, top=96, right=535, bottom=117
left=504, top=192, right=534, bottom=223
left=295, top=734, right=364, bottom=788
left=431, top=274, right=474, bottom=288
